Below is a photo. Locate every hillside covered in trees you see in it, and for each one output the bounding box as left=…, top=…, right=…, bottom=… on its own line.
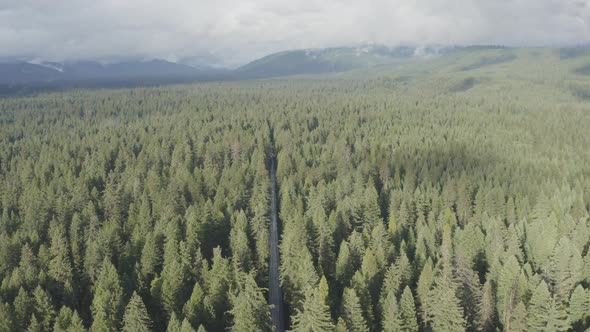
left=0, top=47, right=590, bottom=331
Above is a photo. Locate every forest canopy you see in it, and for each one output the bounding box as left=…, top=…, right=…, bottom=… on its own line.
left=0, top=48, right=590, bottom=331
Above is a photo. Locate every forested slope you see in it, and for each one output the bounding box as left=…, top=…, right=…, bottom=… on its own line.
left=0, top=48, right=590, bottom=331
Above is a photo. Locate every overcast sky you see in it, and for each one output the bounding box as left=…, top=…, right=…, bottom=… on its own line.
left=1, top=0, right=589, bottom=66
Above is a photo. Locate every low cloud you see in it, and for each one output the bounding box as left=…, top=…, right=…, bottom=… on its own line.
left=1, top=0, right=588, bottom=65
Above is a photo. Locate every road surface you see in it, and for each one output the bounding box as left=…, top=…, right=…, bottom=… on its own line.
left=269, top=155, right=285, bottom=332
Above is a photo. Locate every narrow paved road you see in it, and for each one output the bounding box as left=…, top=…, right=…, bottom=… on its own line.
left=269, top=155, right=285, bottom=332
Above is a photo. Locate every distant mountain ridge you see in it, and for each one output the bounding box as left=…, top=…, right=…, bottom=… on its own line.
left=0, top=44, right=458, bottom=86
left=0, top=59, right=227, bottom=85
left=4, top=44, right=584, bottom=91
left=234, top=45, right=457, bottom=78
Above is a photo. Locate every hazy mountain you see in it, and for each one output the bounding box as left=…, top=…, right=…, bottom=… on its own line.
left=0, top=44, right=518, bottom=90
left=0, top=62, right=64, bottom=84
left=235, top=45, right=455, bottom=78
left=0, top=59, right=224, bottom=85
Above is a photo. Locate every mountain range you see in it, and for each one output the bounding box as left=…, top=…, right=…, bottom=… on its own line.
left=0, top=45, right=455, bottom=87
left=1, top=44, right=588, bottom=91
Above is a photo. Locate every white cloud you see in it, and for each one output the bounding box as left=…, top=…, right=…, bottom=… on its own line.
left=0, top=0, right=588, bottom=65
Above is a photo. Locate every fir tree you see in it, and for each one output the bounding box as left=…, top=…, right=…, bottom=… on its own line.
left=90, top=259, right=123, bottom=332
left=122, top=292, right=152, bottom=332
left=32, top=286, right=56, bottom=332
left=341, top=288, right=369, bottom=332
left=528, top=281, right=569, bottom=331
left=423, top=273, right=465, bottom=332
left=290, top=287, right=334, bottom=332
left=228, top=273, right=272, bottom=332
left=568, top=285, right=589, bottom=327
left=398, top=286, right=418, bottom=332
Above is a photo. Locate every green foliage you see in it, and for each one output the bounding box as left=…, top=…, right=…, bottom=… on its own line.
left=90, top=259, right=123, bottom=332
left=528, top=281, right=570, bottom=331
left=53, top=306, right=85, bottom=332
left=0, top=50, right=590, bottom=331
left=123, top=292, right=153, bottom=332
left=290, top=287, right=334, bottom=332
left=398, top=286, right=419, bottom=332
left=510, top=301, right=528, bottom=332
left=569, top=285, right=590, bottom=326
left=341, top=288, right=369, bottom=332
left=381, top=290, right=400, bottom=332
left=27, top=315, right=42, bottom=332
left=182, top=282, right=206, bottom=328
left=228, top=272, right=272, bottom=332
left=496, top=255, right=525, bottom=328
left=422, top=273, right=466, bottom=332
left=0, top=302, right=15, bottom=332
left=33, top=286, right=56, bottom=331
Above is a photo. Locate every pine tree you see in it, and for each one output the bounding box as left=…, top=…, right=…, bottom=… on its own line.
left=381, top=289, right=400, bottom=332
left=14, top=287, right=32, bottom=331
left=161, top=258, right=186, bottom=317
left=229, top=210, right=252, bottom=272
left=341, top=288, right=369, bottom=332
left=17, top=243, right=39, bottom=290
left=27, top=315, right=42, bottom=332
left=180, top=319, right=196, bottom=332
left=423, top=273, right=465, bottom=332
left=183, top=282, right=206, bottom=328
left=280, top=219, right=318, bottom=308
left=388, top=200, right=398, bottom=238
left=453, top=223, right=484, bottom=266
left=202, top=247, right=231, bottom=323
left=315, top=216, right=336, bottom=278
left=362, top=185, right=383, bottom=229
left=335, top=241, right=353, bottom=286
left=569, top=285, right=589, bottom=327
left=525, top=216, right=558, bottom=271
left=510, top=301, right=528, bottom=332
left=496, top=255, right=523, bottom=329
left=0, top=302, right=15, bottom=332
left=167, top=313, right=181, bottom=332
left=69, top=212, right=85, bottom=274
left=478, top=280, right=495, bottom=332
left=350, top=271, right=374, bottom=328
left=369, top=224, right=392, bottom=269
left=32, top=286, right=56, bottom=332
left=380, top=252, right=411, bottom=306
left=319, top=275, right=330, bottom=307
left=360, top=248, right=379, bottom=300
left=454, top=256, right=482, bottom=330
left=335, top=318, right=349, bottom=332
left=228, top=272, right=272, bottom=332
left=290, top=287, right=334, bottom=332
left=548, top=237, right=583, bottom=303
left=528, top=282, right=551, bottom=331
left=53, top=306, right=85, bottom=332
left=545, top=299, right=569, bottom=331
left=398, top=286, right=418, bottom=332
left=250, top=171, right=270, bottom=273
left=48, top=222, right=75, bottom=305
left=528, top=281, right=569, bottom=331
left=141, top=232, right=163, bottom=281
left=416, top=259, right=434, bottom=322
left=90, top=259, right=123, bottom=332
left=123, top=292, right=152, bottom=332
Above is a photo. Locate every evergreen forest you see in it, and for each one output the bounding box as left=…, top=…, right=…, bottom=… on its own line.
left=0, top=48, right=590, bottom=331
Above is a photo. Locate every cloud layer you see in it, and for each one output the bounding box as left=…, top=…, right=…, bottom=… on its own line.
left=1, top=0, right=589, bottom=65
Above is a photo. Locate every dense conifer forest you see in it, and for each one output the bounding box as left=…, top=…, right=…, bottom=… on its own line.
left=1, top=49, right=590, bottom=331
